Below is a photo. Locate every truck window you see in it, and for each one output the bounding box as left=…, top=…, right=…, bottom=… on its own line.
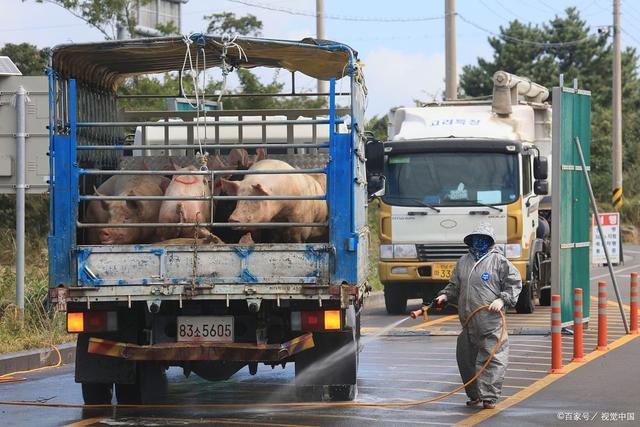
left=383, top=151, right=519, bottom=207
left=522, top=154, right=532, bottom=195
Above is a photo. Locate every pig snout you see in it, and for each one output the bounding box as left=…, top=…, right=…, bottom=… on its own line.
left=99, top=229, right=115, bottom=245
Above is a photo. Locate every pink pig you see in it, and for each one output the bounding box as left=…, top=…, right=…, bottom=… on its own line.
left=220, top=159, right=327, bottom=243
left=157, top=162, right=213, bottom=240
left=86, top=174, right=170, bottom=245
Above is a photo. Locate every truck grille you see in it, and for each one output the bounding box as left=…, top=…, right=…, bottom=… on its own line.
left=416, top=244, right=468, bottom=262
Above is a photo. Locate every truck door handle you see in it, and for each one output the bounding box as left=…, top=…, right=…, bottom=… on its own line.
left=407, top=211, right=428, bottom=216
left=469, top=210, right=490, bottom=215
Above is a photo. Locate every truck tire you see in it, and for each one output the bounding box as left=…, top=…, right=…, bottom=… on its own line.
left=539, top=286, right=551, bottom=306
left=115, top=363, right=168, bottom=404
left=384, top=287, right=407, bottom=314
left=81, top=383, right=113, bottom=404
left=515, top=283, right=535, bottom=314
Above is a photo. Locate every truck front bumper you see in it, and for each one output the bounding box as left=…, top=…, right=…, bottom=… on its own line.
left=379, top=261, right=448, bottom=283
left=87, top=332, right=315, bottom=362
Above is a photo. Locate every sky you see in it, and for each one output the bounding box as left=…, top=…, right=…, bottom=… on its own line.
left=1, top=0, right=639, bottom=116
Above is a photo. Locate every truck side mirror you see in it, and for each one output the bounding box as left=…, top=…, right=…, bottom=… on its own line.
left=534, top=156, right=548, bottom=180
left=368, top=175, right=385, bottom=200
left=534, top=180, right=549, bottom=195
left=365, top=138, right=385, bottom=176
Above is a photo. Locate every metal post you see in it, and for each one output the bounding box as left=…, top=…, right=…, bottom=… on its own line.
left=574, top=136, right=630, bottom=333
left=15, top=86, right=26, bottom=319
left=445, top=0, right=457, bottom=100
left=612, top=0, right=623, bottom=209
left=316, top=0, right=327, bottom=95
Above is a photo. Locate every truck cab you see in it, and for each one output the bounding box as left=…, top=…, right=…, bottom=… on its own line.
left=378, top=71, right=551, bottom=314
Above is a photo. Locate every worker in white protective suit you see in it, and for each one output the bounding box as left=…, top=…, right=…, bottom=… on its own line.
left=435, top=223, right=522, bottom=409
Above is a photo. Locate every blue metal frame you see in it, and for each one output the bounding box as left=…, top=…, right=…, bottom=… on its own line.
left=49, top=40, right=366, bottom=290
left=48, top=79, right=78, bottom=287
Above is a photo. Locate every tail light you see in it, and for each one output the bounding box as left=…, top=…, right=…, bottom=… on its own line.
left=66, top=311, right=117, bottom=333
left=292, top=310, right=342, bottom=331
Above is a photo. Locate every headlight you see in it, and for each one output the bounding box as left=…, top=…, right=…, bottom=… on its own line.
left=393, top=244, right=417, bottom=259
left=504, top=244, right=522, bottom=259
left=380, top=244, right=394, bottom=260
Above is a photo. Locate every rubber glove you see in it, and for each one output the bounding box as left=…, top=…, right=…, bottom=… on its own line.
left=435, top=294, right=448, bottom=305
left=488, top=298, right=504, bottom=312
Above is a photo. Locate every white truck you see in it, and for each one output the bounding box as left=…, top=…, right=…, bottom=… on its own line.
left=378, top=71, right=552, bottom=314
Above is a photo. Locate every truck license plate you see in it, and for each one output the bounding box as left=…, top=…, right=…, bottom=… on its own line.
left=432, top=263, right=455, bottom=280
left=177, top=316, right=234, bottom=343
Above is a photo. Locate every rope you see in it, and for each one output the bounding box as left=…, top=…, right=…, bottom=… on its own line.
left=0, top=306, right=505, bottom=409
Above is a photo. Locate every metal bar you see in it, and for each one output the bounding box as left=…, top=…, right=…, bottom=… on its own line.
left=77, top=143, right=330, bottom=151
left=79, top=168, right=326, bottom=176
left=80, top=195, right=326, bottom=201
left=15, top=86, right=26, bottom=317
left=116, top=92, right=351, bottom=99
left=574, top=136, right=630, bottom=333
left=76, top=119, right=342, bottom=127
left=77, top=222, right=327, bottom=228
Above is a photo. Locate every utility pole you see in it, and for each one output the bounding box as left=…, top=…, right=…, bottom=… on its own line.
left=612, top=0, right=623, bottom=209
left=316, top=0, right=327, bottom=94
left=445, top=0, right=457, bottom=100
left=15, top=86, right=26, bottom=320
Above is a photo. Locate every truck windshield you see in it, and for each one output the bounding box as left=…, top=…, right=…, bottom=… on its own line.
left=383, top=152, right=519, bottom=207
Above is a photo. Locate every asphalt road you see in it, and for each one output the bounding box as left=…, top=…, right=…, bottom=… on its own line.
left=1, top=246, right=639, bottom=426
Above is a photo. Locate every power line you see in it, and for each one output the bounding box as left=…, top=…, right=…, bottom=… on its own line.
left=621, top=27, right=640, bottom=45
left=223, top=0, right=445, bottom=23
left=457, top=13, right=592, bottom=48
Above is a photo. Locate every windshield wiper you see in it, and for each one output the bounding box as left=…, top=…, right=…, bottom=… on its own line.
left=411, top=198, right=441, bottom=213
left=447, top=199, right=503, bottom=212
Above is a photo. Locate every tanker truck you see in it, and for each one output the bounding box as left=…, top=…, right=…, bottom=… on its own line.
left=378, top=71, right=552, bottom=314
left=47, top=35, right=374, bottom=403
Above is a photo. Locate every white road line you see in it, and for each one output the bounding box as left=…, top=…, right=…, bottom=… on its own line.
left=590, top=263, right=640, bottom=280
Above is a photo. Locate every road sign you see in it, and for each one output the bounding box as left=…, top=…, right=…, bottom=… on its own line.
left=551, top=86, right=592, bottom=326
left=592, top=213, right=620, bottom=265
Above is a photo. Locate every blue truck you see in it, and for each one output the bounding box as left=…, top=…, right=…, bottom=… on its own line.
left=47, top=35, right=378, bottom=403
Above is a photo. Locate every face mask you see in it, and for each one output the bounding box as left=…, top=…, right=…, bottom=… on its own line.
left=470, top=235, right=492, bottom=260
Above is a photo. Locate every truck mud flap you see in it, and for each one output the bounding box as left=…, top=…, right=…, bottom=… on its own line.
left=87, top=332, right=314, bottom=362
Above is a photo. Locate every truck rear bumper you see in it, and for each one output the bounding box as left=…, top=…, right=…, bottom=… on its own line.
left=87, top=332, right=314, bottom=362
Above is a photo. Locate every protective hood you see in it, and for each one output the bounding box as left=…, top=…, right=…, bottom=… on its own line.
left=463, top=222, right=497, bottom=247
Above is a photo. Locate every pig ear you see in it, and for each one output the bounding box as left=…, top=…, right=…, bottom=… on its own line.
left=208, top=154, right=227, bottom=170
left=252, top=183, right=269, bottom=196
left=94, top=186, right=109, bottom=210
left=169, top=159, right=180, bottom=171
left=159, top=177, right=170, bottom=193
left=125, top=191, right=141, bottom=211
left=255, top=148, right=266, bottom=162
left=220, top=178, right=240, bottom=196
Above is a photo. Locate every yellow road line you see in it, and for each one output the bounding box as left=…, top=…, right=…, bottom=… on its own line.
left=456, top=333, right=640, bottom=426
left=410, top=314, right=458, bottom=330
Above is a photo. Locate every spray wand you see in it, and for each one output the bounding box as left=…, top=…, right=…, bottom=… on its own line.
left=409, top=297, right=448, bottom=321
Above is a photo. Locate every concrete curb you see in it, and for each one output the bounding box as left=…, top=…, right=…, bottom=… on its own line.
left=0, top=343, right=75, bottom=376
left=365, top=290, right=384, bottom=306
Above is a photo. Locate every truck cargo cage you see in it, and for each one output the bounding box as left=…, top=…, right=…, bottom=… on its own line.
left=48, top=35, right=369, bottom=303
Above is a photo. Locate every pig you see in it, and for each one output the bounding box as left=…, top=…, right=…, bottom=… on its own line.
left=85, top=174, right=170, bottom=245
left=157, top=162, right=214, bottom=240
left=220, top=159, right=328, bottom=243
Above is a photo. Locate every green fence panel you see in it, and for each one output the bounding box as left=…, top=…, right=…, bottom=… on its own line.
left=551, top=87, right=592, bottom=325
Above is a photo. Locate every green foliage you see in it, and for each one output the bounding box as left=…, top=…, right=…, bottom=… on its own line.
left=460, top=7, right=640, bottom=203
left=205, top=12, right=262, bottom=36
left=366, top=115, right=389, bottom=141
left=0, top=43, right=48, bottom=76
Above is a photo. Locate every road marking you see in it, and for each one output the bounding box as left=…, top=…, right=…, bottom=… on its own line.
left=359, top=376, right=527, bottom=389
left=591, top=263, right=640, bottom=280
left=410, top=314, right=458, bottom=330
left=456, top=333, right=640, bottom=426
left=66, top=418, right=106, bottom=427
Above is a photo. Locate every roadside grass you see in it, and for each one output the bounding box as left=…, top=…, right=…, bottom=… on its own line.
left=0, top=196, right=72, bottom=354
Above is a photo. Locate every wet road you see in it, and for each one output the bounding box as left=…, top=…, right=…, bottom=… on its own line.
left=1, top=247, right=638, bottom=426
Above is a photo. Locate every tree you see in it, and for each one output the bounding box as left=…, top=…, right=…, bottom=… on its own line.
left=30, top=0, right=177, bottom=39
left=205, top=12, right=262, bottom=36
left=459, top=8, right=640, bottom=202
left=0, top=43, right=48, bottom=76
